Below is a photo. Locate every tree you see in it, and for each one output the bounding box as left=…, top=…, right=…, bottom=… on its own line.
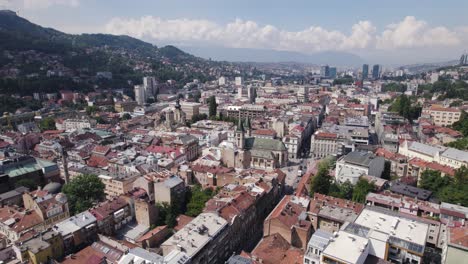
left=310, top=166, right=331, bottom=196
left=208, top=96, right=217, bottom=118
left=85, top=106, right=97, bottom=116
left=418, top=168, right=468, bottom=206
left=14, top=178, right=39, bottom=190
left=329, top=181, right=354, bottom=200
left=191, top=113, right=208, bottom=123
left=186, top=185, right=214, bottom=217
left=352, top=178, right=374, bottom=203
left=62, top=174, right=105, bottom=214
left=419, top=170, right=451, bottom=193
left=39, top=117, right=56, bottom=131
left=193, top=91, right=201, bottom=103
left=388, top=94, right=421, bottom=122
left=121, top=113, right=132, bottom=120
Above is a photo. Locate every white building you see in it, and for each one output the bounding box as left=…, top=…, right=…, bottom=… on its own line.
left=304, top=229, right=333, bottom=264
left=321, top=207, right=429, bottom=264
left=335, top=151, right=385, bottom=184
left=63, top=119, right=95, bottom=132
left=134, top=84, right=146, bottom=105
left=399, top=140, right=468, bottom=169
left=218, top=76, right=226, bottom=86
left=161, top=213, right=229, bottom=263
left=235, top=76, right=243, bottom=86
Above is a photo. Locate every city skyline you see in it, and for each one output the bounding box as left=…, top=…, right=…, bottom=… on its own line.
left=1, top=0, right=468, bottom=64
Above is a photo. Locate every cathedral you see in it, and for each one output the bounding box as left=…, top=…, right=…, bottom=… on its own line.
left=225, top=117, right=288, bottom=170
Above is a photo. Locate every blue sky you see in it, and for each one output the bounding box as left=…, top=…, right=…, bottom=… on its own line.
left=3, top=0, right=468, bottom=64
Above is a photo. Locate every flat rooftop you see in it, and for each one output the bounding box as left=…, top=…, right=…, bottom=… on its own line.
left=354, top=208, right=428, bottom=248
left=161, top=212, right=227, bottom=258
left=322, top=230, right=368, bottom=264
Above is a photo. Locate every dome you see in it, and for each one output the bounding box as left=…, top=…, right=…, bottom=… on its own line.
left=43, top=182, right=62, bottom=194
left=55, top=192, right=68, bottom=204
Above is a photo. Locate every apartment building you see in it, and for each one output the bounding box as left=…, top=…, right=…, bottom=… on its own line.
left=399, top=140, right=468, bottom=169
left=335, top=151, right=385, bottom=184
left=310, top=132, right=342, bottom=158
left=161, top=212, right=230, bottom=264
left=422, top=105, right=461, bottom=127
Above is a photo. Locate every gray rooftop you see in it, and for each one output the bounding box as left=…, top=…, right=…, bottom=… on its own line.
left=341, top=151, right=381, bottom=168
left=55, top=211, right=97, bottom=236
left=408, top=141, right=445, bottom=156
left=307, top=229, right=333, bottom=252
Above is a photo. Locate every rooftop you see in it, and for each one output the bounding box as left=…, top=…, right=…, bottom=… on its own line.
left=354, top=207, right=428, bottom=250
left=161, top=212, right=228, bottom=258
left=322, top=230, right=369, bottom=264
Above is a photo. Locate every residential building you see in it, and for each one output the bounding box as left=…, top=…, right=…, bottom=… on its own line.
left=399, top=140, right=468, bottom=169
left=161, top=212, right=230, bottom=264
left=304, top=229, right=333, bottom=264
left=310, top=132, right=342, bottom=158
left=63, top=119, right=96, bottom=131
left=263, top=195, right=312, bottom=249
left=134, top=84, right=146, bottom=105
left=422, top=105, right=461, bottom=127
left=54, top=211, right=98, bottom=254
left=89, top=197, right=133, bottom=236
left=22, top=188, right=70, bottom=229
left=335, top=151, right=385, bottom=184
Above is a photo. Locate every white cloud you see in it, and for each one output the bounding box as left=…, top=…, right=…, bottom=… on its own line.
left=22, top=0, right=79, bottom=9
left=105, top=15, right=467, bottom=54
left=105, top=16, right=377, bottom=54
left=376, top=16, right=460, bottom=49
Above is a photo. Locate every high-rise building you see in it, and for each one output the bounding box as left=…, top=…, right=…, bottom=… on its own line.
left=329, top=67, right=337, bottom=79
left=235, top=76, right=243, bottom=86
left=247, top=86, right=257, bottom=103
left=372, top=64, right=380, bottom=79
left=362, top=64, right=369, bottom=79
left=460, top=53, right=468, bottom=66
left=320, top=65, right=330, bottom=78
left=134, top=84, right=146, bottom=105
left=143, top=76, right=157, bottom=98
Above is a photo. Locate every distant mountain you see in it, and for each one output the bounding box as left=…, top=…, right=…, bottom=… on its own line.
left=181, top=46, right=365, bottom=66
left=0, top=9, right=219, bottom=95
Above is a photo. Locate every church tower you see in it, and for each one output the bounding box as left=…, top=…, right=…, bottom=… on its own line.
left=244, top=117, right=252, bottom=137
left=235, top=117, right=245, bottom=149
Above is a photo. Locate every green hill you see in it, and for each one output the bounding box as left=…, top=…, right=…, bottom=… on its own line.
left=0, top=10, right=215, bottom=95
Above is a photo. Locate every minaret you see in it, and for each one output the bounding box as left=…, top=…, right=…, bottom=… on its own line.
left=60, top=147, right=70, bottom=184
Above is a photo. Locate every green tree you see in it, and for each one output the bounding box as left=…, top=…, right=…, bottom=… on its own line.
left=310, top=166, right=331, bottom=196
left=186, top=185, right=214, bottom=217
left=191, top=113, right=208, bottom=123
left=193, top=91, right=201, bottom=103
left=419, top=170, right=452, bottom=193
left=121, top=113, right=132, bottom=120
left=39, top=117, right=56, bottom=131
left=328, top=181, right=354, bottom=200
left=14, top=178, right=39, bottom=190
left=86, top=106, right=97, bottom=116
left=352, top=178, right=375, bottom=203
left=62, top=174, right=105, bottom=214
left=208, top=96, right=217, bottom=118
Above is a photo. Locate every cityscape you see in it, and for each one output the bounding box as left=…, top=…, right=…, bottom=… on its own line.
left=0, top=1, right=467, bottom=264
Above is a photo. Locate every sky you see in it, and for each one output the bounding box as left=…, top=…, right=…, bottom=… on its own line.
left=2, top=0, right=468, bottom=65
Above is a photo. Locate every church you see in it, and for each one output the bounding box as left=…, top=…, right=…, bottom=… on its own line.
left=223, top=117, right=288, bottom=170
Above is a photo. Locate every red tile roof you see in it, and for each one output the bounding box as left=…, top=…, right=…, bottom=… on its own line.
left=252, top=233, right=303, bottom=264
